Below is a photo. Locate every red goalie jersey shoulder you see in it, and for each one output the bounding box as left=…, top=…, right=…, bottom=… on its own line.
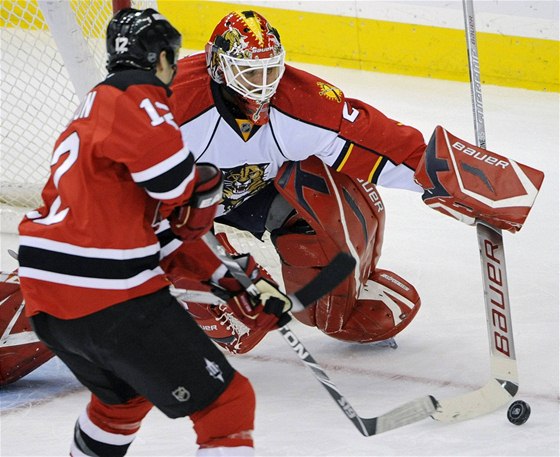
left=274, top=65, right=426, bottom=172
left=272, top=64, right=345, bottom=131
left=172, top=53, right=215, bottom=124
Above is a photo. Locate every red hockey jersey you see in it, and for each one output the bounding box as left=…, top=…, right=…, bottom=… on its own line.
left=171, top=53, right=426, bottom=217
left=19, top=70, right=196, bottom=319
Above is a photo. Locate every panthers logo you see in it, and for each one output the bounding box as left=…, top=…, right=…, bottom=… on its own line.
left=317, top=82, right=343, bottom=103
left=222, top=164, right=270, bottom=212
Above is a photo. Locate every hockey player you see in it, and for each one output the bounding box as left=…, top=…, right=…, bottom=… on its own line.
left=16, top=9, right=289, bottom=456
left=162, top=10, right=543, bottom=355
left=162, top=10, right=426, bottom=354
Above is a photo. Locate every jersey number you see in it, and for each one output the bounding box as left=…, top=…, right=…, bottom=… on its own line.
left=139, top=98, right=178, bottom=129
left=32, top=132, right=79, bottom=225
left=343, top=102, right=359, bottom=122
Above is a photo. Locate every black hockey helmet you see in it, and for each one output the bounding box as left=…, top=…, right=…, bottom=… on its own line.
left=106, top=8, right=181, bottom=72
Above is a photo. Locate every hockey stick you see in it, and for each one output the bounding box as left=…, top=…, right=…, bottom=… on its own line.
left=278, top=326, right=437, bottom=436
left=201, top=232, right=356, bottom=312
left=201, top=231, right=437, bottom=436
left=430, top=0, right=519, bottom=422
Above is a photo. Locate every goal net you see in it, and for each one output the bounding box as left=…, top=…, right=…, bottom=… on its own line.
left=0, top=0, right=157, bottom=231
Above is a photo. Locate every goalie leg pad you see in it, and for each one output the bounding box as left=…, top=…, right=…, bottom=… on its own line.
left=0, top=271, right=54, bottom=386
left=322, top=269, right=421, bottom=343
left=273, top=157, right=386, bottom=334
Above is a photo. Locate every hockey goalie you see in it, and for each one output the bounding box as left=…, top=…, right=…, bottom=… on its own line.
left=162, top=11, right=544, bottom=355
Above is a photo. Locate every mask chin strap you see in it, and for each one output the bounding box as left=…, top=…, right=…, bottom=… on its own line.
left=249, top=100, right=269, bottom=124
left=224, top=87, right=271, bottom=125
left=241, top=98, right=270, bottom=125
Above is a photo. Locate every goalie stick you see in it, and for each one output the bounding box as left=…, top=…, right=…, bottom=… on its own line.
left=201, top=231, right=438, bottom=436
left=430, top=0, right=519, bottom=423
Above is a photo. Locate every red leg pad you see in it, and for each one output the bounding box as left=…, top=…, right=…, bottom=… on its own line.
left=323, top=269, right=421, bottom=343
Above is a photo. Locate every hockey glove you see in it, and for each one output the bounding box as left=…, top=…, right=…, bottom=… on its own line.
left=414, top=126, right=544, bottom=232
left=211, top=253, right=292, bottom=330
left=170, top=163, right=223, bottom=241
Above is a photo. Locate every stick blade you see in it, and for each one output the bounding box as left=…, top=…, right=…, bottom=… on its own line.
left=291, top=252, right=356, bottom=309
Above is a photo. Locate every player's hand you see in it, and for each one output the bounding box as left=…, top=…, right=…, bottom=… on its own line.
left=170, top=164, right=222, bottom=241
left=221, top=279, right=292, bottom=331
left=211, top=254, right=292, bottom=330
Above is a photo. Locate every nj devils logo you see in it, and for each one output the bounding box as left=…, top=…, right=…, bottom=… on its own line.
left=0, top=271, right=54, bottom=385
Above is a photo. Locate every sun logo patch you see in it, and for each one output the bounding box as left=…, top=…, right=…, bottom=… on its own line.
left=317, top=82, right=343, bottom=103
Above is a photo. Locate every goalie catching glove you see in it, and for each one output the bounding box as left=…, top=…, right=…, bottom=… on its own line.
left=170, top=163, right=223, bottom=241
left=414, top=126, right=544, bottom=232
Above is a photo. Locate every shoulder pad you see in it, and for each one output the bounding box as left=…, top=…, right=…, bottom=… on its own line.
left=272, top=65, right=345, bottom=130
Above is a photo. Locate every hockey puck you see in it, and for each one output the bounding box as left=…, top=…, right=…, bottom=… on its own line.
left=507, top=400, right=531, bottom=425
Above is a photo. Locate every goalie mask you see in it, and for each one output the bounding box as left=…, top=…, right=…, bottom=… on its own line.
left=106, top=8, right=181, bottom=75
left=205, top=10, right=285, bottom=125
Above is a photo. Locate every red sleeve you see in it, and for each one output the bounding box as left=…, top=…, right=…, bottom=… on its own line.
left=274, top=66, right=426, bottom=184
left=334, top=98, right=426, bottom=182
left=171, top=54, right=215, bottom=125
left=98, top=82, right=196, bottom=216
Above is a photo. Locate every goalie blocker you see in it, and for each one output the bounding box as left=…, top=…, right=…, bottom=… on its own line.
left=414, top=126, right=544, bottom=232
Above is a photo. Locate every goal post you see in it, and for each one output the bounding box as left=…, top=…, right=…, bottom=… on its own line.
left=0, top=0, right=157, bottom=226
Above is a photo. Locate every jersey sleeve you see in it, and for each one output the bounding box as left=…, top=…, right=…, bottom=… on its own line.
left=331, top=97, right=426, bottom=192
left=274, top=67, right=426, bottom=192
left=102, top=83, right=197, bottom=217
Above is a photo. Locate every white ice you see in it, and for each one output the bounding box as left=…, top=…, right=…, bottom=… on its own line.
left=1, top=60, right=558, bottom=456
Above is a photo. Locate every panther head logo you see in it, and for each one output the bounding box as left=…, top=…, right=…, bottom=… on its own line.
left=222, top=164, right=270, bottom=212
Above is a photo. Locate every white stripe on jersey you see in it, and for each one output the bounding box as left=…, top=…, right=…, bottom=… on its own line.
left=377, top=162, right=423, bottom=192
left=18, top=266, right=165, bottom=290
left=144, top=171, right=195, bottom=200
left=159, top=238, right=182, bottom=261
left=130, top=146, right=192, bottom=182
left=19, top=236, right=160, bottom=260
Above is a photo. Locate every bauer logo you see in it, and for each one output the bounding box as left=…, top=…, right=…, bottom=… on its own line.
left=482, top=238, right=514, bottom=358
left=452, top=141, right=509, bottom=169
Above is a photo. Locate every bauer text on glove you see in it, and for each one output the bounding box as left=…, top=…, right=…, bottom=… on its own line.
left=414, top=126, right=544, bottom=233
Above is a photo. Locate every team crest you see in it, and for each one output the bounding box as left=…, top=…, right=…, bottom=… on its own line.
left=317, top=82, right=342, bottom=103
left=222, top=163, right=270, bottom=212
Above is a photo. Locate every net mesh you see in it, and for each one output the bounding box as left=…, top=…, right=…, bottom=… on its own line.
left=0, top=0, right=156, bottom=210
